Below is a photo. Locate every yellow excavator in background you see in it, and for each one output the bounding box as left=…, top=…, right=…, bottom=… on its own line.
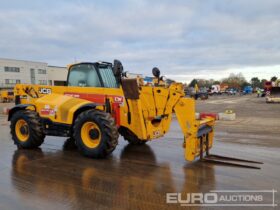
left=8, top=60, right=262, bottom=168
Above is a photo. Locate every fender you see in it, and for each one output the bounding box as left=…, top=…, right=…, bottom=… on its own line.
left=8, top=104, right=36, bottom=121
left=72, top=103, right=97, bottom=124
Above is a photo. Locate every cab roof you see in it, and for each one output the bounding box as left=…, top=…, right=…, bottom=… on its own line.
left=67, top=61, right=112, bottom=70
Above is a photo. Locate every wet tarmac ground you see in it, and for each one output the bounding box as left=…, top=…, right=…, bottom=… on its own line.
left=0, top=95, right=279, bottom=210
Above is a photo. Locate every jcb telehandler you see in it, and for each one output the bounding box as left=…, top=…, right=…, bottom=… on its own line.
left=8, top=60, right=262, bottom=167
left=1, top=90, right=14, bottom=103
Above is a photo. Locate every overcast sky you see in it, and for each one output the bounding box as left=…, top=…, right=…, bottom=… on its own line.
left=0, top=0, right=279, bottom=82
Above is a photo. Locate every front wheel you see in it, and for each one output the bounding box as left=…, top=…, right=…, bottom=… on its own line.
left=10, top=110, right=45, bottom=148
left=73, top=110, right=119, bottom=158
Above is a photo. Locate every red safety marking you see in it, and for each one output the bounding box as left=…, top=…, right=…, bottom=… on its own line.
left=64, top=92, right=106, bottom=104
left=40, top=109, right=51, bottom=115
left=112, top=103, right=121, bottom=126
left=64, top=92, right=122, bottom=126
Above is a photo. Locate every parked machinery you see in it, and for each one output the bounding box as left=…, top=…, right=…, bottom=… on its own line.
left=0, top=90, right=14, bottom=103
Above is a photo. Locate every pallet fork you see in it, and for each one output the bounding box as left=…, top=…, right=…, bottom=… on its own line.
left=199, top=134, right=263, bottom=169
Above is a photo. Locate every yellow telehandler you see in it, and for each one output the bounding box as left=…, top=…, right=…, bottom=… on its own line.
left=8, top=60, right=261, bottom=168
left=1, top=90, right=14, bottom=103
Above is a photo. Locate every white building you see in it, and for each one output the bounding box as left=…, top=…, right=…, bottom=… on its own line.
left=47, top=65, right=68, bottom=86
left=0, top=58, right=68, bottom=89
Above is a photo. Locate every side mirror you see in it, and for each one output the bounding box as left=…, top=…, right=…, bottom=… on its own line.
left=113, top=60, right=123, bottom=77
left=152, top=67, right=160, bottom=78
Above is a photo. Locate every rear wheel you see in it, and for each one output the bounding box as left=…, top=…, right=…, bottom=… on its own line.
left=119, top=127, right=147, bottom=145
left=73, top=110, right=119, bottom=158
left=10, top=110, right=45, bottom=148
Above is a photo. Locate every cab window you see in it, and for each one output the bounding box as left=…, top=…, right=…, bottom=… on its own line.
left=98, top=65, right=118, bottom=88
left=68, top=64, right=101, bottom=87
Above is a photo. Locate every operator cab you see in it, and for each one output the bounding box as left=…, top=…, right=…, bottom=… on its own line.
left=67, top=61, right=119, bottom=88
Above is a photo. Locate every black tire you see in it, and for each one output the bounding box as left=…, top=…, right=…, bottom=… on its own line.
left=119, top=127, right=147, bottom=145
left=63, top=138, right=78, bottom=150
left=73, top=110, right=119, bottom=158
left=10, top=110, right=45, bottom=149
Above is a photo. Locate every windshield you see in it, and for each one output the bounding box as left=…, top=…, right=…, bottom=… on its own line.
left=68, top=63, right=118, bottom=88
left=68, top=64, right=101, bottom=87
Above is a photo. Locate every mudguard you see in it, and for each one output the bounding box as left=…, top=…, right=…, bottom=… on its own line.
left=8, top=104, right=35, bottom=121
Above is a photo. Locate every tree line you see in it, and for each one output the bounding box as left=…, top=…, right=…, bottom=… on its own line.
left=188, top=73, right=278, bottom=89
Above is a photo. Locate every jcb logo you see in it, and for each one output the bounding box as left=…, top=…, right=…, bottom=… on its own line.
left=39, top=88, right=52, bottom=94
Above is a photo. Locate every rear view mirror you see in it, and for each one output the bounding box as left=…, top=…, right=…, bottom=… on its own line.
left=152, top=67, right=160, bottom=78
left=113, top=60, right=123, bottom=77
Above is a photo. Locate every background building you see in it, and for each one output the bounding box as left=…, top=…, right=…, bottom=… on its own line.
left=47, top=65, right=68, bottom=86
left=0, top=58, right=67, bottom=89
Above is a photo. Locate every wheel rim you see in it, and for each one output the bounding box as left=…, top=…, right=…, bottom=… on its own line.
left=15, top=119, right=29, bottom=142
left=81, top=122, right=101, bottom=148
